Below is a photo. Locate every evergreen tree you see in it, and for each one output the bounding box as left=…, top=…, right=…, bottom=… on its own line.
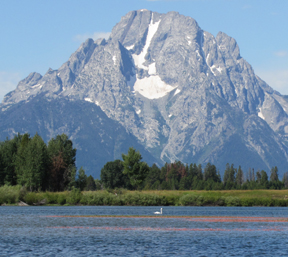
left=167, top=164, right=178, bottom=190
left=144, top=164, right=161, bottom=189
left=228, top=164, right=236, bottom=184
left=189, top=164, right=203, bottom=190
left=0, top=134, right=22, bottom=185
left=204, top=163, right=220, bottom=183
left=270, top=166, right=279, bottom=182
left=269, top=166, right=283, bottom=189
left=223, top=163, right=236, bottom=189
left=85, top=175, right=97, bottom=191
left=122, top=147, right=149, bottom=189
left=76, top=167, right=87, bottom=191
left=216, top=170, right=222, bottom=183
left=15, top=133, right=31, bottom=187
left=260, top=170, right=269, bottom=188
left=223, top=163, right=230, bottom=185
left=186, top=164, right=197, bottom=189
left=195, top=164, right=203, bottom=181
left=179, top=176, right=190, bottom=190
left=256, top=170, right=261, bottom=184
left=15, top=133, right=49, bottom=191
left=235, top=166, right=244, bottom=187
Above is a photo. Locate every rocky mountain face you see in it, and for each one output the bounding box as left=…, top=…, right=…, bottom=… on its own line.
left=1, top=10, right=288, bottom=177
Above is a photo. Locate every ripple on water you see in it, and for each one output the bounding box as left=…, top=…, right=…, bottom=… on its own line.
left=1, top=206, right=288, bottom=256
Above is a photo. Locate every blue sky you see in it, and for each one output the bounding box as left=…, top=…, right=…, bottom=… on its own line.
left=0, top=0, right=287, bottom=101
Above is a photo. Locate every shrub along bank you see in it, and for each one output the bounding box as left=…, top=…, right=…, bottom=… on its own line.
left=1, top=186, right=288, bottom=207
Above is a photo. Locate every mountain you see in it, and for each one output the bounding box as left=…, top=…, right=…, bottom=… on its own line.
left=1, top=10, right=288, bottom=178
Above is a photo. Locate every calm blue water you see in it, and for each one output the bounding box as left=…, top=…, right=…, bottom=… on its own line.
left=1, top=206, right=288, bottom=256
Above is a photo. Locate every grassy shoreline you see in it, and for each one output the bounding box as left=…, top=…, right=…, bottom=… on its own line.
left=1, top=186, right=288, bottom=207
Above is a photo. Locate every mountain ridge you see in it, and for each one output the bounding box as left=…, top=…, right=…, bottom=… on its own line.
left=1, top=9, right=288, bottom=177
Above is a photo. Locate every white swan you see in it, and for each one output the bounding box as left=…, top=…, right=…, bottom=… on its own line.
left=154, top=208, right=162, bottom=215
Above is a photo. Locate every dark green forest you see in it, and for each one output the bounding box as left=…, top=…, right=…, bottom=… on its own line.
left=101, top=148, right=288, bottom=191
left=0, top=133, right=95, bottom=192
left=1, top=134, right=288, bottom=192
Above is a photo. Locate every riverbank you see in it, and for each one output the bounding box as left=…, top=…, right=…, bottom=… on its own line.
left=1, top=185, right=288, bottom=206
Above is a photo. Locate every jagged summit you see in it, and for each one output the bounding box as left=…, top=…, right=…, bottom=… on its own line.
left=1, top=10, right=288, bottom=177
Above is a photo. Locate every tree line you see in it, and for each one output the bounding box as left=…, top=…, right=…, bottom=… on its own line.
left=101, top=147, right=288, bottom=190
left=2, top=136, right=288, bottom=192
left=0, top=133, right=96, bottom=192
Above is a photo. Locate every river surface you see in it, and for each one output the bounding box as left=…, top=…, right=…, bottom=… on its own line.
left=1, top=206, right=288, bottom=256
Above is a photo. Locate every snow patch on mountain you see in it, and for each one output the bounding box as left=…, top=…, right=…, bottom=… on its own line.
left=126, top=45, right=134, bottom=50
left=258, top=108, right=265, bottom=120
left=31, top=83, right=42, bottom=89
left=134, top=75, right=177, bottom=99
left=84, top=98, right=93, bottom=103
left=128, top=14, right=178, bottom=99
left=85, top=97, right=100, bottom=107
left=174, top=88, right=181, bottom=96
left=132, top=15, right=161, bottom=70
left=210, top=65, right=223, bottom=75
left=112, top=56, right=117, bottom=65
left=148, top=63, right=156, bottom=75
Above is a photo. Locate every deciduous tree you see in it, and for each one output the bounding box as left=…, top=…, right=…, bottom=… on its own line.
left=47, top=134, right=76, bottom=191
left=100, top=159, right=129, bottom=189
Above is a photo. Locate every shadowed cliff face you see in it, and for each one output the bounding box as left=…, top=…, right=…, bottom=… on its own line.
left=1, top=10, right=288, bottom=176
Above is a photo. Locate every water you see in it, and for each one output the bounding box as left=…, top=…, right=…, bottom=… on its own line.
left=1, top=206, right=288, bottom=256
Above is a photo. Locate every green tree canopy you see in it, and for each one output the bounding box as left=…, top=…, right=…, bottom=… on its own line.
left=144, top=163, right=161, bottom=190
left=122, top=147, right=149, bottom=189
left=0, top=134, right=22, bottom=186
left=100, top=159, right=129, bottom=189
left=85, top=175, right=97, bottom=191
left=76, top=167, right=87, bottom=191
left=235, top=166, right=244, bottom=187
left=15, top=133, right=49, bottom=191
left=203, top=163, right=220, bottom=183
left=270, top=166, right=279, bottom=182
left=47, top=134, right=77, bottom=191
left=260, top=170, right=269, bottom=188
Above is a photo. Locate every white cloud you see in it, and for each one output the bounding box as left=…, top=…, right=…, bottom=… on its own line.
left=0, top=71, right=21, bottom=103
left=256, top=69, right=288, bottom=95
left=274, top=51, right=288, bottom=57
left=73, top=32, right=111, bottom=42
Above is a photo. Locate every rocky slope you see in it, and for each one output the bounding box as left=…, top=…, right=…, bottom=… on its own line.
left=1, top=10, right=288, bottom=177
